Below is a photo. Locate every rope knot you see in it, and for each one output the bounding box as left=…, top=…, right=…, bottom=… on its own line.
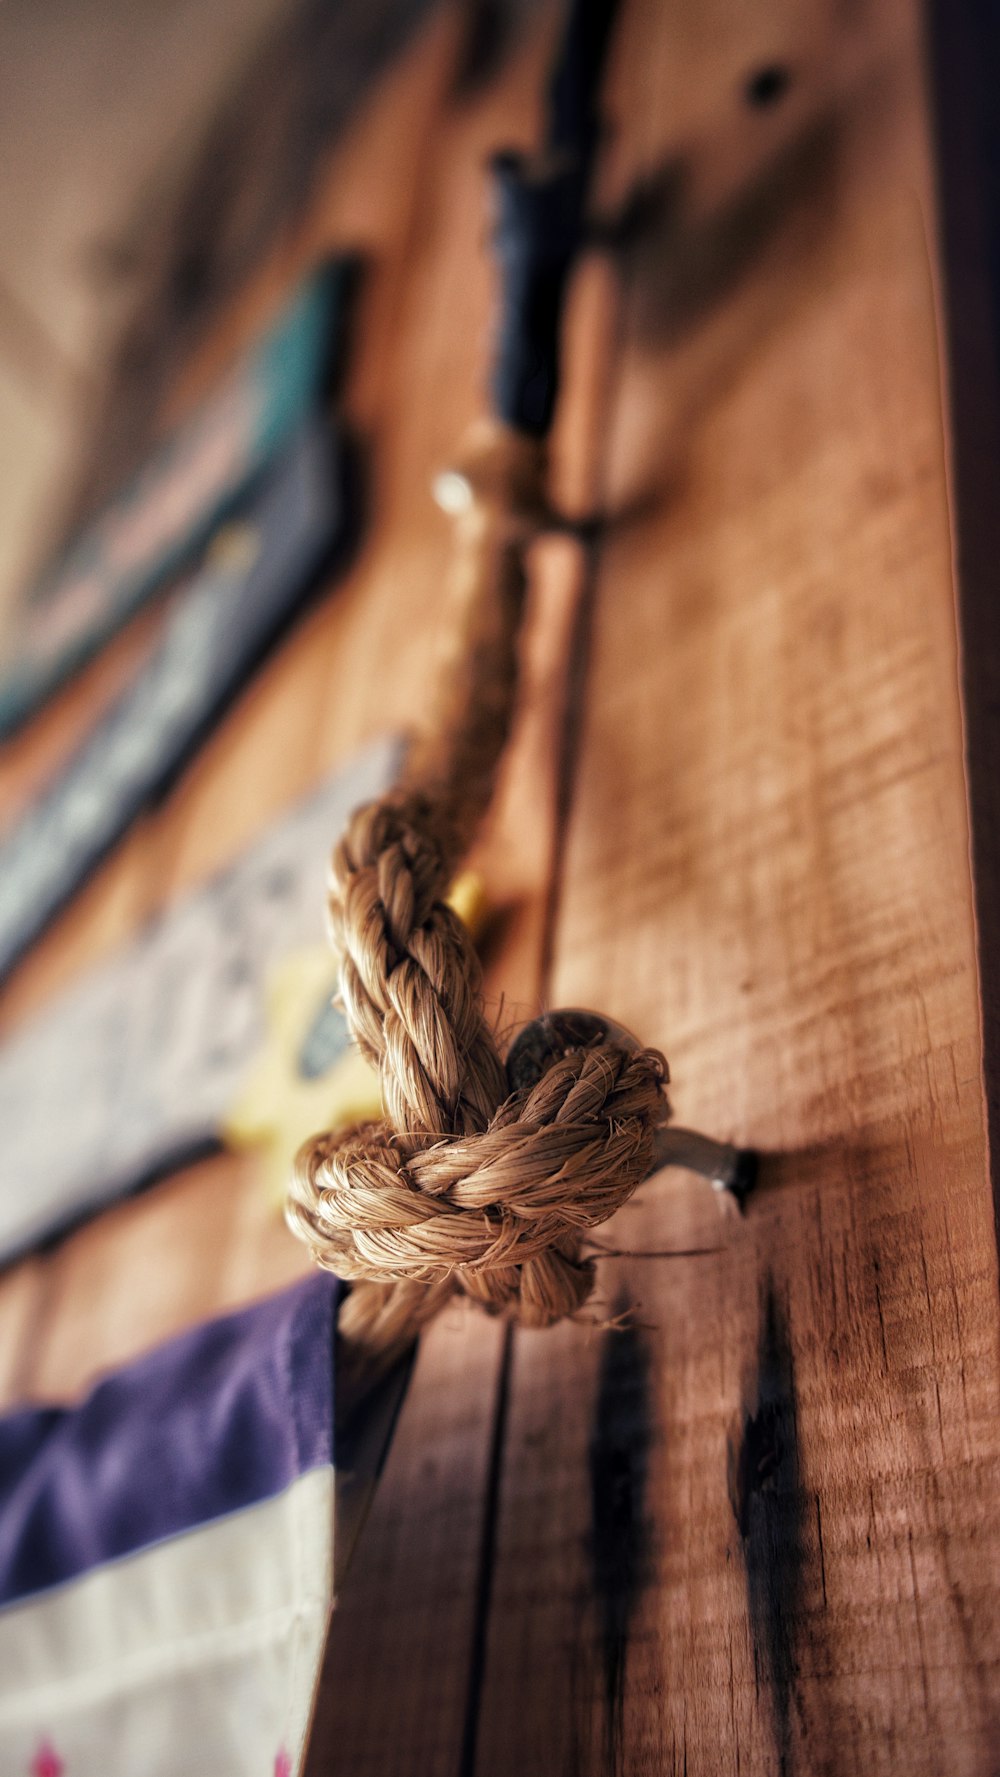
left=288, top=917, right=670, bottom=1338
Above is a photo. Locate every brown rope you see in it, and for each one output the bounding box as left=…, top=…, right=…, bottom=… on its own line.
left=286, top=419, right=668, bottom=1364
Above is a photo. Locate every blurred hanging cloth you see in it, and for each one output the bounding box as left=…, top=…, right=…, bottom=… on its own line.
left=0, top=261, right=353, bottom=741
left=0, top=1276, right=344, bottom=1776
left=0, top=734, right=402, bottom=1263
left=0, top=418, right=354, bottom=982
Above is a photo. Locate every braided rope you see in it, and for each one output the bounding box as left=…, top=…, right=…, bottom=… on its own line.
left=286, top=422, right=669, bottom=1361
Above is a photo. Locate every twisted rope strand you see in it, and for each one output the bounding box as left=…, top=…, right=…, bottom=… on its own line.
left=286, top=421, right=669, bottom=1363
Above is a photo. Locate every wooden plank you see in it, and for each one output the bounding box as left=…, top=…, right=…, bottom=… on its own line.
left=305, top=1307, right=508, bottom=1777
left=472, top=1, right=1000, bottom=1773
left=0, top=0, right=294, bottom=624
left=0, top=1256, right=52, bottom=1407
left=0, top=0, right=293, bottom=377
left=60, top=0, right=452, bottom=535
left=3, top=5, right=995, bottom=1775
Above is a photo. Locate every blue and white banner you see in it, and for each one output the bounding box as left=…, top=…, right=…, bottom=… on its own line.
left=0, top=733, right=402, bottom=1263
left=0, top=1275, right=342, bottom=1776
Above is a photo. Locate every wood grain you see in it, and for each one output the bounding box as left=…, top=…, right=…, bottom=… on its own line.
left=472, top=2, right=1000, bottom=1773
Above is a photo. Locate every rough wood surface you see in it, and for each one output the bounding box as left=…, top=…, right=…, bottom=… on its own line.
left=472, top=2, right=1000, bottom=1773
left=0, top=0, right=998, bottom=1773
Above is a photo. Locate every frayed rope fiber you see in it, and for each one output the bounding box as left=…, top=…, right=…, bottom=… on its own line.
left=286, top=422, right=669, bottom=1362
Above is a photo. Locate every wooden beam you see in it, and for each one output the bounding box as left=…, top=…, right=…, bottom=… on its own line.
left=472, top=0, right=1000, bottom=1770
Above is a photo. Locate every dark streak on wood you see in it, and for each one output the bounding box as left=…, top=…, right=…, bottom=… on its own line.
left=449, top=0, right=538, bottom=97
left=729, top=1278, right=807, bottom=1777
left=871, top=1251, right=890, bottom=1373
left=458, top=1322, right=514, bottom=1777
left=926, top=0, right=1000, bottom=1258
left=609, top=111, right=841, bottom=356
left=538, top=534, right=603, bottom=997
left=587, top=1296, right=653, bottom=1775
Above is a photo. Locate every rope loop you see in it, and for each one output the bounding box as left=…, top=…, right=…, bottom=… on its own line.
left=289, top=1025, right=668, bottom=1332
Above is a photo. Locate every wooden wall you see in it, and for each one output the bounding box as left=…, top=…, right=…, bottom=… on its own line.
left=1, top=1, right=998, bottom=1772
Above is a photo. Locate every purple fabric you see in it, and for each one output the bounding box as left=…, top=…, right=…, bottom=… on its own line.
left=0, top=1272, right=339, bottom=1607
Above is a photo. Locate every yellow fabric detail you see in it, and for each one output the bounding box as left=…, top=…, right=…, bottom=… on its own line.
left=223, top=872, right=486, bottom=1209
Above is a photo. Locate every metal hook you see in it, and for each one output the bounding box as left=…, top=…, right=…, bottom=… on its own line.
left=505, top=1007, right=757, bottom=1203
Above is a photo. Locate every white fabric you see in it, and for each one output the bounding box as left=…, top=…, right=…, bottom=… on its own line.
left=0, top=733, right=402, bottom=1259
left=0, top=1465, right=334, bottom=1776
